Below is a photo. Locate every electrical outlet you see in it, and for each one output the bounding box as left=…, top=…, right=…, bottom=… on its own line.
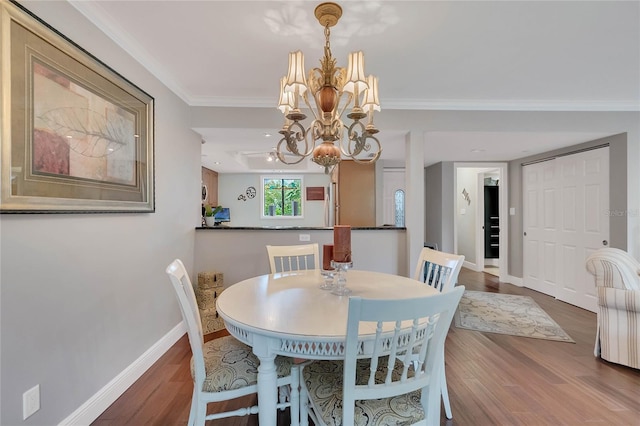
left=23, top=384, right=40, bottom=420
left=299, top=234, right=310, bottom=241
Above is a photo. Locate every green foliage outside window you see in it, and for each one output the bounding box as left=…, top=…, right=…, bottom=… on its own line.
left=263, top=177, right=303, bottom=217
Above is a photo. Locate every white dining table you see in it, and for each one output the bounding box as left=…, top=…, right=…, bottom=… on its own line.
left=215, top=268, right=438, bottom=426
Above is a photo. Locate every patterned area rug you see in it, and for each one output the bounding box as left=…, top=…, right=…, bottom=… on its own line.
left=454, top=290, right=575, bottom=343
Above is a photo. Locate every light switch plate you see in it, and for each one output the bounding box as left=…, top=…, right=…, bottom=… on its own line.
left=23, top=384, right=40, bottom=420
left=299, top=234, right=310, bottom=241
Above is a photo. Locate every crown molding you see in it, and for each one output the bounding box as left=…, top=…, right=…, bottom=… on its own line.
left=69, top=0, right=192, bottom=104
left=187, top=96, right=640, bottom=112
left=70, top=1, right=640, bottom=113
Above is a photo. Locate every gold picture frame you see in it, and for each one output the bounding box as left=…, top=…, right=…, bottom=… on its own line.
left=0, top=1, right=155, bottom=213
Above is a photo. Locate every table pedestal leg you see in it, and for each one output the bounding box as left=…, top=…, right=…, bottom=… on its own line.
left=257, top=354, right=277, bottom=426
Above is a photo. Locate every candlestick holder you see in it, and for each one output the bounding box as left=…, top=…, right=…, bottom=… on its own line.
left=319, top=269, right=335, bottom=290
left=330, top=260, right=353, bottom=296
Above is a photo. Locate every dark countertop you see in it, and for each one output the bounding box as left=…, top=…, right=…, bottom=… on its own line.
left=196, top=226, right=406, bottom=231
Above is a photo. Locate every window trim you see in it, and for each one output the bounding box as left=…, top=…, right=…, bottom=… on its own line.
left=260, top=175, right=304, bottom=219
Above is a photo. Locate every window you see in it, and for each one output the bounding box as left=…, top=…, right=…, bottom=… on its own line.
left=262, top=176, right=303, bottom=218
left=394, top=189, right=405, bottom=227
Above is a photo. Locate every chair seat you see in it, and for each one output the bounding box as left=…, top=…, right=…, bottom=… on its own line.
left=302, top=359, right=425, bottom=426
left=191, top=335, right=293, bottom=392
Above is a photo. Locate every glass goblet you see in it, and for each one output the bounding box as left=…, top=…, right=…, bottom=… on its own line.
left=319, top=269, right=335, bottom=290
left=330, top=260, right=353, bottom=296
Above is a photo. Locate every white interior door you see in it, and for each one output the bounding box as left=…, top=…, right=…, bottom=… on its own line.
left=555, top=147, right=609, bottom=312
left=383, top=169, right=405, bottom=226
left=523, top=160, right=559, bottom=297
left=523, top=147, right=609, bottom=312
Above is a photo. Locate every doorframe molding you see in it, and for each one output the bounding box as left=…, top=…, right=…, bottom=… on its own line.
left=453, top=162, right=509, bottom=281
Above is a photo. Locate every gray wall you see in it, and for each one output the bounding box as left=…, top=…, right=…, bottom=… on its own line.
left=424, top=161, right=455, bottom=253
left=195, top=228, right=408, bottom=285
left=507, top=133, right=628, bottom=277
left=456, top=168, right=479, bottom=264
left=427, top=133, right=629, bottom=280
left=1, top=1, right=199, bottom=424
left=218, top=173, right=331, bottom=227
left=425, top=163, right=443, bottom=249
left=1, top=2, right=639, bottom=424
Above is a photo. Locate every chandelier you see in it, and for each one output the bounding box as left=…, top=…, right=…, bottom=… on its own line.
left=276, top=2, right=382, bottom=174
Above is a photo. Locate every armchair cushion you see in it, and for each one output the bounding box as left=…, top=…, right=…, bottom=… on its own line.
left=586, top=248, right=640, bottom=369
left=598, top=287, right=640, bottom=313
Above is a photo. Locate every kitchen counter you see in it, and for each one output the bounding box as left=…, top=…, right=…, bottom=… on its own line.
left=196, top=226, right=406, bottom=231
left=194, top=226, right=408, bottom=284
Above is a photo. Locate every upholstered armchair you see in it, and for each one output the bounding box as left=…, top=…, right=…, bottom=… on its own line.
left=585, top=248, right=640, bottom=369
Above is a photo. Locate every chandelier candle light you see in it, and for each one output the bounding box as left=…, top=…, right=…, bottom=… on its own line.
left=276, top=2, right=382, bottom=174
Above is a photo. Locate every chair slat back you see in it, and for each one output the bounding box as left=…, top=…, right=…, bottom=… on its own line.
left=166, top=259, right=206, bottom=385
left=342, top=287, right=465, bottom=425
left=266, top=244, right=320, bottom=273
left=414, top=247, right=465, bottom=293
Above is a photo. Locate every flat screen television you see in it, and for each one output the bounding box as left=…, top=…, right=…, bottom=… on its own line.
left=214, top=207, right=230, bottom=224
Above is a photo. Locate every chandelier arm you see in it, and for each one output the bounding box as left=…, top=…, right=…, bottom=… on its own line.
left=276, top=121, right=314, bottom=165
left=336, top=91, right=353, bottom=121
left=310, top=119, right=325, bottom=142
left=301, top=85, right=320, bottom=122
left=350, top=135, right=382, bottom=163
left=339, top=120, right=366, bottom=156
left=276, top=136, right=307, bottom=165
left=338, top=120, right=380, bottom=162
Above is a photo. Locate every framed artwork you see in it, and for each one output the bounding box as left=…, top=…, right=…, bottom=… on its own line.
left=0, top=1, right=155, bottom=213
left=306, top=186, right=325, bottom=201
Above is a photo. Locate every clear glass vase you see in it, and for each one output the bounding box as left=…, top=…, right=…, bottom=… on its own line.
left=330, top=261, right=353, bottom=296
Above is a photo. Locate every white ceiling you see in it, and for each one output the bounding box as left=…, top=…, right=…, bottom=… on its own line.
left=69, top=0, right=639, bottom=173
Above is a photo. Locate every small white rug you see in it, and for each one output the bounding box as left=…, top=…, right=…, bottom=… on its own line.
left=454, top=290, right=575, bottom=343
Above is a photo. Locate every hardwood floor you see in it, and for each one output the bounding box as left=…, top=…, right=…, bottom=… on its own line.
left=93, top=269, right=640, bottom=425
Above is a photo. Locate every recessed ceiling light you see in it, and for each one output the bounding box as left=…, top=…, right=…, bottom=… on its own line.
left=471, top=149, right=485, bottom=153
left=264, top=132, right=272, bottom=138
left=213, top=161, right=221, bottom=165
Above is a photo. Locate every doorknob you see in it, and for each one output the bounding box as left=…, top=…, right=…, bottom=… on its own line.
left=603, top=240, right=608, bottom=246
left=523, top=232, right=527, bottom=236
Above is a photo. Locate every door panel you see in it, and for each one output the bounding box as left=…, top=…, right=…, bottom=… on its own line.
left=555, top=148, right=609, bottom=311
left=523, top=161, right=558, bottom=296
left=523, top=147, right=609, bottom=313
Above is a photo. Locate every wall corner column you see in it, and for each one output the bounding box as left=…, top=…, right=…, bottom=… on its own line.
left=405, top=131, right=425, bottom=277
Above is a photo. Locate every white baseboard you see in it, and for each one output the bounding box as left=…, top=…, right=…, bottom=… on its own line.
left=58, top=322, right=186, bottom=426
left=463, top=260, right=482, bottom=272
left=504, top=274, right=523, bottom=286
left=484, top=258, right=499, bottom=267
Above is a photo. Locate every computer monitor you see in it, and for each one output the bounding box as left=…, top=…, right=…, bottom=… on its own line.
left=214, top=207, right=230, bottom=224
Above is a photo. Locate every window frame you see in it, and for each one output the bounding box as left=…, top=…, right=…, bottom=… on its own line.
left=260, top=175, right=304, bottom=219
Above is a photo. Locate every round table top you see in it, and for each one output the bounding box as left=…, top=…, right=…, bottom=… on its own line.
left=216, top=269, right=438, bottom=341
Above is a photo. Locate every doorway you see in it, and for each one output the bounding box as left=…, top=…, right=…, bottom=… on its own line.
left=454, top=163, right=508, bottom=281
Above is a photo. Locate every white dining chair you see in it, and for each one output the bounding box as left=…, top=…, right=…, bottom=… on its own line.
left=300, top=286, right=465, bottom=426
left=165, top=259, right=300, bottom=425
left=413, top=247, right=465, bottom=292
left=266, top=243, right=320, bottom=273
left=413, top=247, right=465, bottom=420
